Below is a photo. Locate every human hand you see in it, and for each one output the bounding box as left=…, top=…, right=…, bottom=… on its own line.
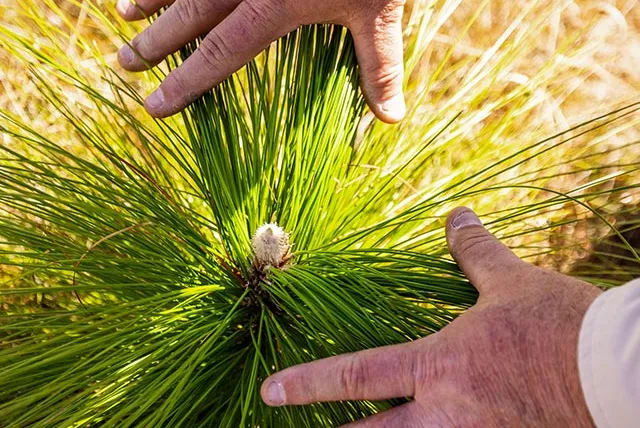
left=260, top=207, right=600, bottom=427
left=116, top=0, right=406, bottom=122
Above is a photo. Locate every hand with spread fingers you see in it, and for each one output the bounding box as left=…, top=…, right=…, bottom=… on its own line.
left=260, top=208, right=600, bottom=427
left=116, top=0, right=406, bottom=122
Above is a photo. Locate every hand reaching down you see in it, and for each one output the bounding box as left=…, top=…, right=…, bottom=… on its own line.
left=260, top=207, right=601, bottom=427
left=116, top=0, right=407, bottom=122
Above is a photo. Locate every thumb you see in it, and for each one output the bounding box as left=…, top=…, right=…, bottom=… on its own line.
left=351, top=5, right=406, bottom=124
left=446, top=207, right=527, bottom=296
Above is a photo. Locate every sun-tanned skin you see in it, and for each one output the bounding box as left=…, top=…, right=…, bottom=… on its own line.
left=117, top=2, right=598, bottom=425
left=117, top=0, right=406, bottom=122
left=259, top=208, right=599, bottom=427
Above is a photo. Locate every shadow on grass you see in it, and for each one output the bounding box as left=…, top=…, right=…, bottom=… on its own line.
left=570, top=211, right=640, bottom=286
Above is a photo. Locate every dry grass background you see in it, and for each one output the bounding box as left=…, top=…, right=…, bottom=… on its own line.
left=1, top=0, right=639, bottom=278
left=1, top=0, right=638, bottom=137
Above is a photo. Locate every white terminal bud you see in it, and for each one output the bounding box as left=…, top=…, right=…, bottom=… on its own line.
left=251, top=223, right=290, bottom=268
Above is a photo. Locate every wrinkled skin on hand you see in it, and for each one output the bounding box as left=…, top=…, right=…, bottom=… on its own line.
left=116, top=0, right=406, bottom=122
left=260, top=208, right=600, bottom=427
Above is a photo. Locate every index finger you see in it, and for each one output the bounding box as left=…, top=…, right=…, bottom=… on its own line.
left=145, top=0, right=297, bottom=118
left=260, top=339, right=432, bottom=406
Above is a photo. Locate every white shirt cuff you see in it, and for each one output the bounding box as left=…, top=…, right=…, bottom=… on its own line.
left=578, top=278, right=640, bottom=428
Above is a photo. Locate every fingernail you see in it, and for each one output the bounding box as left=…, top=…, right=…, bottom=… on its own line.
left=116, top=0, right=132, bottom=16
left=379, top=96, right=406, bottom=122
left=451, top=210, right=483, bottom=230
left=146, top=88, right=164, bottom=109
left=119, top=45, right=134, bottom=66
left=264, top=381, right=286, bottom=406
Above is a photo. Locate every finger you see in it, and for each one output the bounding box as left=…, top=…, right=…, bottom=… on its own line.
left=144, top=0, right=297, bottom=117
left=341, top=393, right=482, bottom=428
left=261, top=341, right=426, bottom=406
left=351, top=4, right=406, bottom=123
left=116, top=0, right=173, bottom=21
left=339, top=401, right=421, bottom=428
left=445, top=207, right=528, bottom=296
left=118, top=0, right=241, bottom=72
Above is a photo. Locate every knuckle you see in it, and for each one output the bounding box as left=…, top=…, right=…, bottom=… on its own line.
left=413, top=339, right=453, bottom=388
left=242, top=0, right=285, bottom=30
left=453, top=230, right=494, bottom=261
left=338, top=356, right=368, bottom=398
left=173, top=0, right=206, bottom=27
left=197, top=34, right=232, bottom=69
left=352, top=0, right=405, bottom=26
left=376, top=0, right=405, bottom=25
left=365, top=62, right=404, bottom=90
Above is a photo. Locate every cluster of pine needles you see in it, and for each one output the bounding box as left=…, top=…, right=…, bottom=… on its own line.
left=1, top=0, right=639, bottom=426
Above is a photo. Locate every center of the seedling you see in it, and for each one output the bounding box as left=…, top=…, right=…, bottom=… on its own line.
left=242, top=223, right=291, bottom=312
left=251, top=223, right=290, bottom=270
